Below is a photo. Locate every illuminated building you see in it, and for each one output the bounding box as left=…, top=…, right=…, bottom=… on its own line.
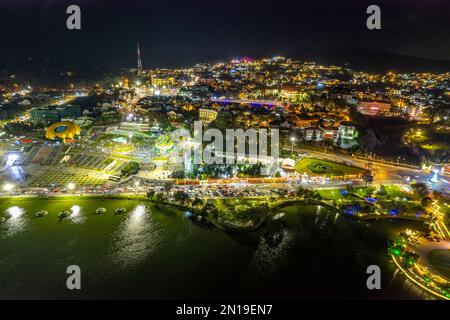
left=295, top=118, right=319, bottom=128
left=338, top=122, right=357, bottom=140
left=338, top=121, right=358, bottom=149
left=321, top=127, right=339, bottom=141
left=30, top=105, right=81, bottom=124
left=45, top=121, right=81, bottom=141
left=303, top=127, right=322, bottom=141
left=405, top=104, right=426, bottom=119
left=151, top=75, right=175, bottom=87
left=358, top=100, right=391, bottom=116
left=199, top=108, right=218, bottom=123
left=30, top=107, right=60, bottom=125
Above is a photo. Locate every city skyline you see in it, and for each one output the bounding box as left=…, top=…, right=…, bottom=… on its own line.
left=0, top=0, right=449, bottom=304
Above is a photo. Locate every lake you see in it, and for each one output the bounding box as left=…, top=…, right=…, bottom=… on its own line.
left=0, top=197, right=434, bottom=299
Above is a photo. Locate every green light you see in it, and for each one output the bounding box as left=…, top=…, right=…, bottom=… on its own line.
left=391, top=248, right=402, bottom=256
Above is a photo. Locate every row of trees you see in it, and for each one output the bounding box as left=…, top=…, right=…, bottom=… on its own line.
left=120, top=161, right=140, bottom=177
left=146, top=189, right=204, bottom=209
left=296, top=187, right=321, bottom=201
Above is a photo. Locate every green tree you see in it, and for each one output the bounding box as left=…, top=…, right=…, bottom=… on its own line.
left=411, top=183, right=429, bottom=198
left=174, top=190, right=189, bottom=203
left=146, top=190, right=155, bottom=200
left=362, top=170, right=374, bottom=186
left=120, top=161, right=140, bottom=177
left=421, top=196, right=433, bottom=208
left=170, top=170, right=185, bottom=179
left=297, top=187, right=321, bottom=201
left=163, top=181, right=174, bottom=192
left=402, top=251, right=419, bottom=268
left=192, top=197, right=204, bottom=208
left=154, top=192, right=164, bottom=202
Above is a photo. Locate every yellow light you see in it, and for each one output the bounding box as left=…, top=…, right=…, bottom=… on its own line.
left=391, top=254, right=449, bottom=300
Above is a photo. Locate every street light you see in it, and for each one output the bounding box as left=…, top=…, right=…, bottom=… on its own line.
left=3, top=183, right=14, bottom=192
left=67, top=182, right=76, bottom=191
left=290, top=136, right=296, bottom=154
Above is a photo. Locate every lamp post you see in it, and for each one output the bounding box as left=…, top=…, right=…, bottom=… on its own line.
left=67, top=182, right=76, bottom=194
left=290, top=136, right=296, bottom=155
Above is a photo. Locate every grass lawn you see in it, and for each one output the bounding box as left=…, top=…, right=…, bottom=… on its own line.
left=316, top=189, right=362, bottom=201
left=317, top=185, right=419, bottom=203
left=295, top=157, right=364, bottom=176
left=317, top=189, right=344, bottom=201
left=378, top=185, right=417, bottom=201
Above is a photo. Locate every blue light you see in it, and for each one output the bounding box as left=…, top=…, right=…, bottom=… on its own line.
left=430, top=171, right=439, bottom=183
left=343, top=204, right=362, bottom=216
left=389, top=209, right=399, bottom=216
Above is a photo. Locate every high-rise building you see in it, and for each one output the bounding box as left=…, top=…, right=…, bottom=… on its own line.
left=137, top=42, right=143, bottom=75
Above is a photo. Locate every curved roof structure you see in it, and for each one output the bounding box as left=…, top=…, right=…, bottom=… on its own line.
left=155, top=134, right=173, bottom=150
left=45, top=121, right=81, bottom=141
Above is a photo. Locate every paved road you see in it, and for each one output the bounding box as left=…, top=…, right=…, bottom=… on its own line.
left=289, top=146, right=449, bottom=195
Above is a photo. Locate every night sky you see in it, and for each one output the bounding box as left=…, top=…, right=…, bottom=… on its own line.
left=0, top=0, right=449, bottom=69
